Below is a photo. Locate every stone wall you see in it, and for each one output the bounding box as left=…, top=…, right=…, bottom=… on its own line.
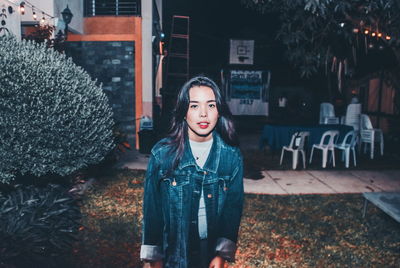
left=65, top=41, right=135, bottom=133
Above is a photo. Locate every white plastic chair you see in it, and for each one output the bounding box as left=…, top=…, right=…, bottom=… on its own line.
left=342, top=103, right=362, bottom=131
left=309, top=130, right=339, bottom=168
left=319, top=103, right=339, bottom=124
left=359, top=114, right=384, bottom=159
left=334, top=130, right=358, bottom=168
left=280, top=131, right=310, bottom=170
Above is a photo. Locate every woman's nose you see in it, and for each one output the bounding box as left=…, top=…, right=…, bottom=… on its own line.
left=200, top=106, right=207, bottom=117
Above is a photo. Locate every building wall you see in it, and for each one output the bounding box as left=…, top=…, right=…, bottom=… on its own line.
left=67, top=16, right=142, bottom=144
left=53, top=0, right=83, bottom=34
left=0, top=0, right=21, bottom=38
left=66, top=41, right=135, bottom=134
left=141, top=0, right=153, bottom=118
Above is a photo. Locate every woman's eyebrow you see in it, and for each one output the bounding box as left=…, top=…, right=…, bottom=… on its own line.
left=189, top=99, right=216, bottom=103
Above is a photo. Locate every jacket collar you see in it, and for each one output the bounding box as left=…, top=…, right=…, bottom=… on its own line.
left=178, top=131, right=222, bottom=174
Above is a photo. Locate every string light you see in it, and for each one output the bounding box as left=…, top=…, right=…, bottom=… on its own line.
left=19, top=2, right=25, bottom=15
left=40, top=12, right=45, bottom=24
left=353, top=27, right=395, bottom=42
left=5, top=0, right=55, bottom=25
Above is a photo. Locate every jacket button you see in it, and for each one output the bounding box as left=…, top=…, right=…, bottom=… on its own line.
left=207, top=194, right=212, bottom=198
left=224, top=187, right=228, bottom=191
left=203, top=171, right=207, bottom=175
left=172, top=181, right=177, bottom=186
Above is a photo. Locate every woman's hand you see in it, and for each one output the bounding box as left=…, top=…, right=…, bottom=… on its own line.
left=143, top=261, right=163, bottom=268
left=209, top=256, right=226, bottom=268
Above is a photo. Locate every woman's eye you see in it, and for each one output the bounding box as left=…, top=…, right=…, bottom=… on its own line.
left=209, top=103, right=216, bottom=108
left=190, top=104, right=198, bottom=109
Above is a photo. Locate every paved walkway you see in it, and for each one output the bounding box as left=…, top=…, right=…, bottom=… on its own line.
left=115, top=149, right=400, bottom=195
left=245, top=170, right=400, bottom=195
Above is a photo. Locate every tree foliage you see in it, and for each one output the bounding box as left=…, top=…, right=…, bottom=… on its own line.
left=23, top=24, right=66, bottom=52
left=0, top=35, right=115, bottom=184
left=241, top=0, right=400, bottom=78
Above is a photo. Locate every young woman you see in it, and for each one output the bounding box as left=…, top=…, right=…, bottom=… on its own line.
left=140, top=76, right=244, bottom=268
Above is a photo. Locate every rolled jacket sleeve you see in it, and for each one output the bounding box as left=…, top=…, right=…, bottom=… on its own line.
left=215, top=151, right=244, bottom=262
left=215, top=237, right=237, bottom=262
left=141, top=153, right=164, bottom=262
left=140, top=245, right=164, bottom=261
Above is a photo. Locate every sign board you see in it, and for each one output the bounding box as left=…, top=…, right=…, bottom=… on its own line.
left=229, top=39, right=254, bottom=65
left=230, top=70, right=263, bottom=99
left=223, top=70, right=270, bottom=116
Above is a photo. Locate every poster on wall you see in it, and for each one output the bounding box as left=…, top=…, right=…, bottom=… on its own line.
left=222, top=70, right=270, bottom=116
left=229, top=39, right=254, bottom=65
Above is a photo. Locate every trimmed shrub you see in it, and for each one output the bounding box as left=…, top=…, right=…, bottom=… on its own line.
left=0, top=184, right=81, bottom=267
left=0, top=35, right=115, bottom=184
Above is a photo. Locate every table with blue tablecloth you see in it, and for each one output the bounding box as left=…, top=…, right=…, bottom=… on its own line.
left=259, top=124, right=354, bottom=151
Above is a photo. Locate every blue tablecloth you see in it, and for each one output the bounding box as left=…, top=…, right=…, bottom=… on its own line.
left=259, top=124, right=354, bottom=151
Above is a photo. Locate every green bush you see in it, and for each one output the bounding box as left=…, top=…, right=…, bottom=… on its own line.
left=0, top=35, right=115, bottom=184
left=0, top=184, right=81, bottom=267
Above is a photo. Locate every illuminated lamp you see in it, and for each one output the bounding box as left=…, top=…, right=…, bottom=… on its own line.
left=19, top=1, right=25, bottom=15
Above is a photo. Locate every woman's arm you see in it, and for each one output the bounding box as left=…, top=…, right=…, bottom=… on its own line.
left=140, top=154, right=164, bottom=262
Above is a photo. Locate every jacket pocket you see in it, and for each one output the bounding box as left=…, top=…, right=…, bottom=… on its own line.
left=217, top=176, right=231, bottom=214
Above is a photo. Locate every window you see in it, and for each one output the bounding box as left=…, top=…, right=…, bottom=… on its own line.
left=84, top=0, right=141, bottom=16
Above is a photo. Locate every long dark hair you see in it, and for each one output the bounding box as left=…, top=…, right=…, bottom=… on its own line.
left=163, top=76, right=238, bottom=170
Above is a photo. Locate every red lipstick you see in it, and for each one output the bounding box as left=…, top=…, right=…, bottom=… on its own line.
left=198, top=122, right=209, bottom=129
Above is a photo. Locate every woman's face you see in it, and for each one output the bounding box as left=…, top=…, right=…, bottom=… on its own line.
left=186, top=86, right=219, bottom=142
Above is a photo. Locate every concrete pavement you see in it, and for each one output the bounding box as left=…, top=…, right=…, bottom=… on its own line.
left=244, top=170, right=400, bottom=195
left=115, top=148, right=400, bottom=195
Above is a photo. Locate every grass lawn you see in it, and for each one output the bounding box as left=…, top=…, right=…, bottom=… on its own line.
left=67, top=169, right=399, bottom=267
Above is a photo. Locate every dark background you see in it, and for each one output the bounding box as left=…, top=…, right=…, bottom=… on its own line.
left=163, top=0, right=301, bottom=85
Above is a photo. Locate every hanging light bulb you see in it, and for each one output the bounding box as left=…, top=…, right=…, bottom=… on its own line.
left=20, top=2, right=25, bottom=15
left=371, top=32, right=376, bottom=37
left=364, top=29, right=369, bottom=35
left=32, top=8, right=37, bottom=20
left=386, top=35, right=391, bottom=40
left=353, top=28, right=359, bottom=33
left=40, top=12, right=45, bottom=24
left=377, top=33, right=382, bottom=38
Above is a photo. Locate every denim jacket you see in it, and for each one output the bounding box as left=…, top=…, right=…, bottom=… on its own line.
left=140, top=132, right=244, bottom=267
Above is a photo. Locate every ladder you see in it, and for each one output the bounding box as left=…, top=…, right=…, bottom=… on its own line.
left=162, top=15, right=190, bottom=115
